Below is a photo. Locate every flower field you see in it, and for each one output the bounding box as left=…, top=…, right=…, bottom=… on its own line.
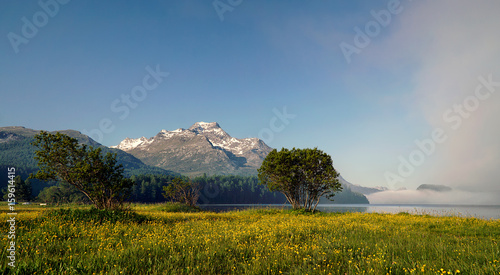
left=1, top=203, right=499, bottom=274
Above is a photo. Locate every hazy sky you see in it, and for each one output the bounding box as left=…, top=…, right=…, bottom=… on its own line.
left=1, top=0, right=499, bottom=198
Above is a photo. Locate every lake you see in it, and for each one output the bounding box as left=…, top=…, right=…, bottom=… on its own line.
left=199, top=204, right=500, bottom=220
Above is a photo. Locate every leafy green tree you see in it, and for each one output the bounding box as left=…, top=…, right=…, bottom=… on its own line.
left=30, top=131, right=133, bottom=209
left=37, top=182, right=89, bottom=204
left=162, top=177, right=200, bottom=207
left=258, top=147, right=342, bottom=212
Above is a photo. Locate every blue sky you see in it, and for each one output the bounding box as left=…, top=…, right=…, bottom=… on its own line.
left=2, top=0, right=500, bottom=201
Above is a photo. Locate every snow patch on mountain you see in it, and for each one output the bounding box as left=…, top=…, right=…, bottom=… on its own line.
left=111, top=122, right=268, bottom=156
left=110, top=137, right=152, bottom=150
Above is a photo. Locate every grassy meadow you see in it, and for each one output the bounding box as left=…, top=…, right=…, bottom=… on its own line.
left=1, top=203, right=499, bottom=274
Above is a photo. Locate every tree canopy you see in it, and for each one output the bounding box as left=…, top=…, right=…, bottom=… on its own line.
left=30, top=131, right=133, bottom=209
left=258, top=147, right=342, bottom=212
left=163, top=178, right=200, bottom=207
left=162, top=177, right=200, bottom=207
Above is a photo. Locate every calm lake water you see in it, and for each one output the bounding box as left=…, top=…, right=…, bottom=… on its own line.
left=199, top=204, right=500, bottom=220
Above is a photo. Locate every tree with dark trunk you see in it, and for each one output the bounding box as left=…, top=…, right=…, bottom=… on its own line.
left=162, top=177, right=200, bottom=207
left=258, top=147, right=342, bottom=212
left=30, top=131, right=133, bottom=209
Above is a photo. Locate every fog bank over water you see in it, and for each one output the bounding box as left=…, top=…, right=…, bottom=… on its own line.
left=367, top=1, right=500, bottom=194
left=366, top=190, right=500, bottom=206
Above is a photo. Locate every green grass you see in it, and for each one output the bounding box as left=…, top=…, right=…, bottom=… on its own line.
left=0, top=204, right=499, bottom=274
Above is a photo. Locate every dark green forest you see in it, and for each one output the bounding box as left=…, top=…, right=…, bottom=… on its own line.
left=1, top=173, right=369, bottom=205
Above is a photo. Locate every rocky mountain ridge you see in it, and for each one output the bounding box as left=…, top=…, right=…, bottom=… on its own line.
left=112, top=122, right=273, bottom=176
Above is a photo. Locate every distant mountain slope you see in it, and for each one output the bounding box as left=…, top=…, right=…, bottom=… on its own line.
left=338, top=175, right=387, bottom=195
left=0, top=126, right=177, bottom=181
left=112, top=122, right=273, bottom=176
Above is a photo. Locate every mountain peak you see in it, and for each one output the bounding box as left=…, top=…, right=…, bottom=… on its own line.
left=188, top=122, right=228, bottom=138
left=110, top=122, right=273, bottom=176
left=189, top=122, right=220, bottom=131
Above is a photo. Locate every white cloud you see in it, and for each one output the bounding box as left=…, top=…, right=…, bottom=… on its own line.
left=369, top=0, right=500, bottom=195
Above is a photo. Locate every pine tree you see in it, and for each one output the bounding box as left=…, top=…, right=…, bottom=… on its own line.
left=18, top=177, right=33, bottom=201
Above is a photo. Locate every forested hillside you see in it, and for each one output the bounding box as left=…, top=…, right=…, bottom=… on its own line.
left=0, top=127, right=177, bottom=195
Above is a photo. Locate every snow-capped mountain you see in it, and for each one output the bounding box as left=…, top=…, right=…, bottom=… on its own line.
left=188, top=122, right=263, bottom=155
left=112, top=122, right=264, bottom=156
left=111, top=122, right=273, bottom=176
